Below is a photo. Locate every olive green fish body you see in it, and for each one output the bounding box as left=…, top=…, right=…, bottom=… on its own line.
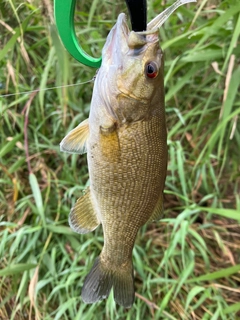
left=82, top=86, right=167, bottom=306
left=84, top=16, right=167, bottom=294
left=60, top=0, right=196, bottom=308
left=61, top=13, right=166, bottom=308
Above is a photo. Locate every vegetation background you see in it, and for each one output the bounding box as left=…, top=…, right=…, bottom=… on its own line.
left=0, top=0, right=240, bottom=319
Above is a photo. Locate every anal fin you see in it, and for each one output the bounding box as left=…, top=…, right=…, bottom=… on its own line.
left=69, top=187, right=100, bottom=234
left=148, top=193, right=164, bottom=222
left=60, top=118, right=89, bottom=154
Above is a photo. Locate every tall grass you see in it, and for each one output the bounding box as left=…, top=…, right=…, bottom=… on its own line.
left=0, top=0, right=240, bottom=319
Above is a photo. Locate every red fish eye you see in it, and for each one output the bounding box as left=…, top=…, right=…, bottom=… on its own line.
left=145, top=62, right=158, bottom=79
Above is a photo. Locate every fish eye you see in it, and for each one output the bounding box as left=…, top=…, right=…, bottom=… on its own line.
left=145, top=62, right=158, bottom=79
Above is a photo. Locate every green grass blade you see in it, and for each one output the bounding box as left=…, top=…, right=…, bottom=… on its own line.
left=185, top=286, right=206, bottom=311
left=87, top=0, right=99, bottom=28
left=223, top=13, right=240, bottom=71
left=0, top=29, right=21, bottom=61
left=165, top=65, right=199, bottom=102
left=0, top=133, right=22, bottom=158
left=38, top=47, right=56, bottom=115
left=0, top=263, right=37, bottom=276
left=29, top=173, right=45, bottom=226
left=223, top=302, right=240, bottom=315
left=187, top=264, right=240, bottom=283
left=173, top=251, right=195, bottom=298
left=197, top=206, right=240, bottom=221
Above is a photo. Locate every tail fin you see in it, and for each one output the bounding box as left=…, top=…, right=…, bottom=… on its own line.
left=81, top=256, right=135, bottom=308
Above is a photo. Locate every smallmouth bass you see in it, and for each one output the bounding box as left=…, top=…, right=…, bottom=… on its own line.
left=61, top=0, right=196, bottom=308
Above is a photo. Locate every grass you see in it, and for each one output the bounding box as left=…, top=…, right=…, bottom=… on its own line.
left=0, top=0, right=240, bottom=319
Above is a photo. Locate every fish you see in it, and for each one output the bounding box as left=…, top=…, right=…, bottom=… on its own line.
left=60, top=0, right=196, bottom=308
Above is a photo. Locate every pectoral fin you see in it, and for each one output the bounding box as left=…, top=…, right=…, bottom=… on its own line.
left=60, top=119, right=89, bottom=154
left=148, top=193, right=164, bottom=222
left=69, top=187, right=100, bottom=234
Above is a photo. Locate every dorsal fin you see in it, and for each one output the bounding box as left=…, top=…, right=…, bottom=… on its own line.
left=60, top=119, right=89, bottom=154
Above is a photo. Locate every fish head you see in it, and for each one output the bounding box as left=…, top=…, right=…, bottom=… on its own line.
left=99, top=13, right=163, bottom=122
left=96, top=0, right=196, bottom=123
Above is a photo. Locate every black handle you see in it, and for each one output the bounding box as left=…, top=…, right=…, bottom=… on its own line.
left=125, top=0, right=147, bottom=32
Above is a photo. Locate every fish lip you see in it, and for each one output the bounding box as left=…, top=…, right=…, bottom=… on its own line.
left=111, top=13, right=130, bottom=46
left=101, top=13, right=129, bottom=65
left=117, top=13, right=130, bottom=38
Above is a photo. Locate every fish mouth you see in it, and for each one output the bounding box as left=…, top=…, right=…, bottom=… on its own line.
left=102, top=13, right=159, bottom=66
left=114, top=13, right=158, bottom=49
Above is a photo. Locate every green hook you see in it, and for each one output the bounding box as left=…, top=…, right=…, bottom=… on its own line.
left=54, top=0, right=102, bottom=68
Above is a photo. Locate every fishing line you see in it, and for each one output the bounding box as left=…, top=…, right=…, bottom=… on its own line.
left=0, top=78, right=94, bottom=98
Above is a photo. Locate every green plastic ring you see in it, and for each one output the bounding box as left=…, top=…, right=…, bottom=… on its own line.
left=54, top=0, right=102, bottom=68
